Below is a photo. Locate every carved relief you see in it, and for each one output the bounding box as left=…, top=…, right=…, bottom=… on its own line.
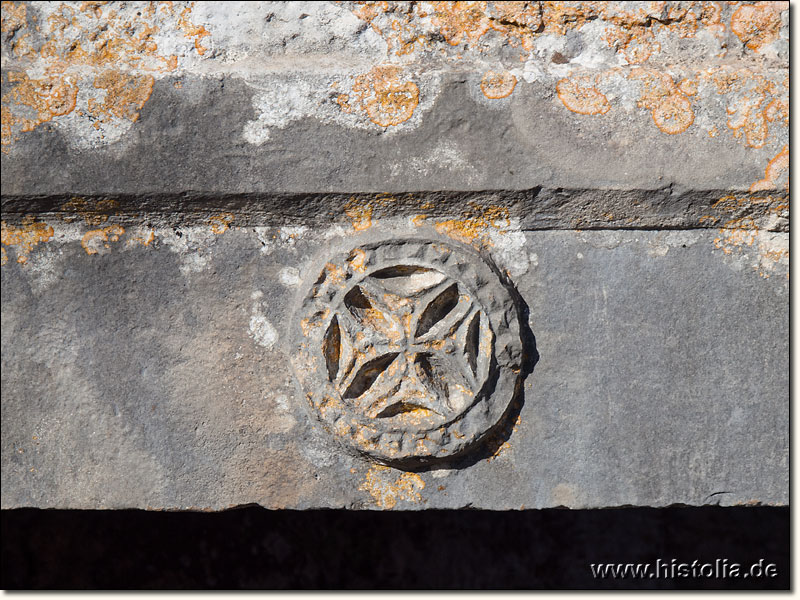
left=293, top=239, right=524, bottom=466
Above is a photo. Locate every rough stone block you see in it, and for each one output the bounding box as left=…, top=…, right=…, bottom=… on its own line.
left=1, top=1, right=789, bottom=510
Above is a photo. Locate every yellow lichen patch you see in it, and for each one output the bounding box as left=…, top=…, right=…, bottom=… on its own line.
left=630, top=69, right=694, bottom=135
left=541, top=1, right=602, bottom=35
left=1, top=217, right=54, bottom=264
left=1, top=72, right=78, bottom=146
left=344, top=198, right=373, bottom=232
left=486, top=1, right=542, bottom=51
left=480, top=70, right=517, bottom=99
left=411, top=214, right=428, bottom=227
left=347, top=248, right=368, bottom=273
left=431, top=1, right=492, bottom=46
left=556, top=76, right=610, bottom=116
left=602, top=20, right=660, bottom=64
left=650, top=92, right=694, bottom=135
left=433, top=204, right=511, bottom=246
left=714, top=216, right=757, bottom=255
left=678, top=78, right=698, bottom=96
left=178, top=4, right=211, bottom=56
left=713, top=212, right=789, bottom=279
left=730, top=2, right=786, bottom=51
left=126, top=229, right=155, bottom=247
left=348, top=65, right=420, bottom=127
left=701, top=67, right=786, bottom=149
left=359, top=465, right=425, bottom=510
left=60, top=197, right=119, bottom=226
left=750, top=145, right=788, bottom=192
left=0, top=1, right=26, bottom=33
left=209, top=212, right=235, bottom=234
left=1, top=247, right=7, bottom=266
left=1, top=1, right=209, bottom=147
left=88, top=71, right=155, bottom=124
left=81, top=223, right=125, bottom=255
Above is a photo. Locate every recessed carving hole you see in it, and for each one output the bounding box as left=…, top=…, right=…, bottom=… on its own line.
left=323, top=316, right=341, bottom=381
left=414, top=353, right=449, bottom=400
left=370, top=265, right=447, bottom=296
left=342, top=352, right=399, bottom=399
left=415, top=283, right=459, bottom=337
left=344, top=286, right=372, bottom=317
left=376, top=402, right=435, bottom=418
left=465, top=313, right=480, bottom=375
left=371, top=265, right=430, bottom=278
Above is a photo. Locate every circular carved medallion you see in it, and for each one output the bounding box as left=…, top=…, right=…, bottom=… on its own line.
left=292, top=239, right=523, bottom=465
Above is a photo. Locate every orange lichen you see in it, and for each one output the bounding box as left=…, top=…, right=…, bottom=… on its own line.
left=88, top=71, right=155, bottom=124
left=480, top=70, right=517, bottom=99
left=650, top=92, right=694, bottom=134
left=0, top=1, right=26, bottom=33
left=433, top=204, right=511, bottom=246
left=431, top=1, right=492, bottom=46
left=411, top=214, right=428, bottom=227
left=0, top=1, right=210, bottom=147
left=711, top=194, right=789, bottom=278
left=60, top=197, right=119, bottom=226
left=127, top=229, right=155, bottom=247
left=1, top=72, right=78, bottom=145
left=346, top=65, right=420, bottom=127
left=209, top=213, right=235, bottom=234
left=347, top=248, right=368, bottom=272
left=344, top=199, right=373, bottom=232
left=486, top=1, right=542, bottom=51
left=750, top=146, right=788, bottom=192
left=602, top=20, right=660, bottom=64
left=541, top=1, right=602, bottom=35
left=1, top=217, right=54, bottom=264
left=709, top=194, right=788, bottom=228
left=702, top=67, right=786, bottom=149
left=178, top=3, right=211, bottom=56
left=359, top=465, right=425, bottom=509
left=347, top=1, right=543, bottom=58
left=678, top=78, right=698, bottom=96
left=81, top=224, right=125, bottom=255
left=556, top=76, right=610, bottom=116
left=631, top=68, right=694, bottom=135
left=730, top=2, right=786, bottom=51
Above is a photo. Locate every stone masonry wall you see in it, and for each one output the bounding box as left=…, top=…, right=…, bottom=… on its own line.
left=1, top=1, right=788, bottom=510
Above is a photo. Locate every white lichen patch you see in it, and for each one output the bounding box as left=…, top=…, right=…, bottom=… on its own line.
left=248, top=293, right=278, bottom=350
left=646, top=231, right=700, bottom=257
left=157, top=226, right=217, bottom=276
left=486, top=221, right=529, bottom=278
left=391, top=140, right=477, bottom=181
left=278, top=267, right=301, bottom=287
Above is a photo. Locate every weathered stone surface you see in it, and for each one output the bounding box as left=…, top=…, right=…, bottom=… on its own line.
left=1, top=2, right=789, bottom=223
left=1, top=1, right=789, bottom=510
left=1, top=222, right=788, bottom=509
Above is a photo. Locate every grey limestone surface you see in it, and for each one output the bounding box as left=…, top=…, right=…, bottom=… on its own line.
left=1, top=222, right=788, bottom=510
left=0, top=1, right=789, bottom=510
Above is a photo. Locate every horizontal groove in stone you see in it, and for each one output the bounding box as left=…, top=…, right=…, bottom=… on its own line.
left=0, top=187, right=789, bottom=232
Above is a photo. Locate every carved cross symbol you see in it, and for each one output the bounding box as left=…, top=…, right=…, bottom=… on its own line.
left=323, top=266, right=490, bottom=423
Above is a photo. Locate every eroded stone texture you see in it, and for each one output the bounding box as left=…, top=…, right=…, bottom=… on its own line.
left=293, top=238, right=527, bottom=467
left=0, top=220, right=788, bottom=510
left=0, top=1, right=789, bottom=510
left=0, top=2, right=789, bottom=201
